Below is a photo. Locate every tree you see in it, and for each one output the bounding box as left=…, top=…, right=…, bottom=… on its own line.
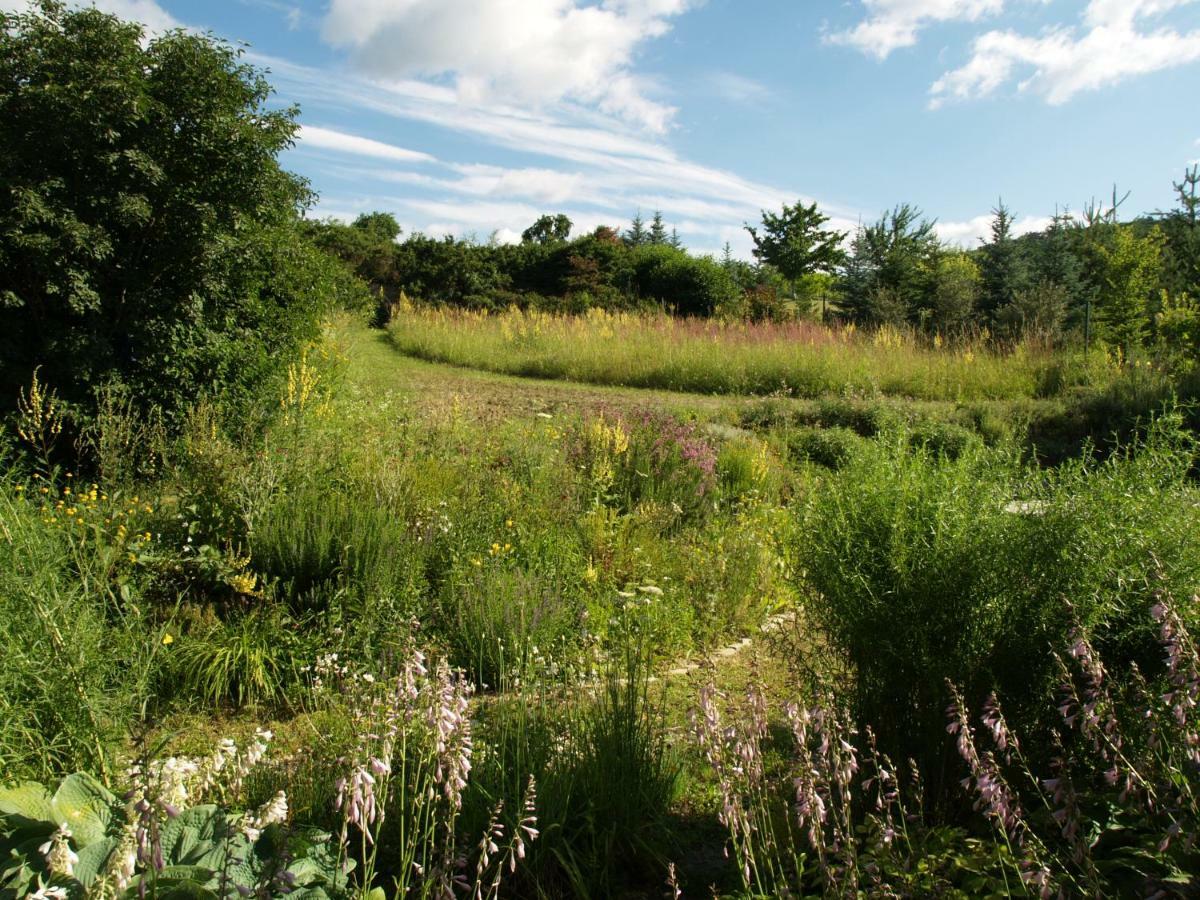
left=1096, top=225, right=1165, bottom=356
left=745, top=199, right=847, bottom=286
left=649, top=210, right=668, bottom=245
left=669, top=227, right=683, bottom=250
left=978, top=201, right=1030, bottom=323
left=624, top=211, right=648, bottom=247
left=928, top=251, right=980, bottom=335
left=0, top=1, right=350, bottom=425
left=1159, top=165, right=1200, bottom=298
left=521, top=214, right=572, bottom=245
left=352, top=212, right=402, bottom=243
left=841, top=205, right=940, bottom=324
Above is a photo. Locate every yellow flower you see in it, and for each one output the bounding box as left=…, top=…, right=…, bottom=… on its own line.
left=162, top=633, right=174, bottom=645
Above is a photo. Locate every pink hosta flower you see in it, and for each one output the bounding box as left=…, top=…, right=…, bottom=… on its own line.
left=337, top=765, right=379, bottom=841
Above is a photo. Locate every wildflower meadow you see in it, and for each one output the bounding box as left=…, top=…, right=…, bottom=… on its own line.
left=3, top=5, right=1200, bottom=898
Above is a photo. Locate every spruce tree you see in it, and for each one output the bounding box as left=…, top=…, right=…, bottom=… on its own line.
left=624, top=210, right=647, bottom=247
left=649, top=210, right=668, bottom=245
left=979, top=201, right=1030, bottom=323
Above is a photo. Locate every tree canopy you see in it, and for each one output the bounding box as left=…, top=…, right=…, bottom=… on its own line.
left=0, top=0, right=359, bottom=423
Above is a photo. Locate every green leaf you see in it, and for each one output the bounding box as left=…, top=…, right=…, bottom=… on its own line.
left=73, top=836, right=118, bottom=888
left=50, top=774, right=116, bottom=847
left=0, top=782, right=54, bottom=824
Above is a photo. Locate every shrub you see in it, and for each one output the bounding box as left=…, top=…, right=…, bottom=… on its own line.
left=250, top=480, right=422, bottom=622
left=813, top=398, right=903, bottom=437
left=169, top=606, right=309, bottom=709
left=790, top=419, right=1200, bottom=800
left=441, top=565, right=581, bottom=689
left=574, top=410, right=718, bottom=525
left=907, top=421, right=981, bottom=459
left=0, top=2, right=357, bottom=427
left=786, top=426, right=863, bottom=469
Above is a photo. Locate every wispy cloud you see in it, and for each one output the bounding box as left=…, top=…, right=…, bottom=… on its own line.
left=265, top=51, right=843, bottom=253
left=0, top=0, right=180, bottom=31
left=297, top=125, right=436, bottom=165
left=934, top=213, right=1052, bottom=246
left=930, top=0, right=1200, bottom=107
left=825, top=0, right=1005, bottom=60
left=707, top=71, right=772, bottom=104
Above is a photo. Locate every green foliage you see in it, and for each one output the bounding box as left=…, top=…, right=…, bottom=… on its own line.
left=979, top=201, right=1032, bottom=321
left=786, top=426, right=863, bottom=470
left=1096, top=225, right=1165, bottom=355
left=0, top=1, right=351, bottom=426
left=522, top=213, right=573, bottom=245
left=442, top=566, right=581, bottom=689
left=169, top=607, right=308, bottom=709
left=842, top=204, right=941, bottom=324
left=746, top=199, right=847, bottom=284
left=0, top=773, right=349, bottom=899
left=791, top=419, right=1200, bottom=799
left=928, top=250, right=980, bottom=334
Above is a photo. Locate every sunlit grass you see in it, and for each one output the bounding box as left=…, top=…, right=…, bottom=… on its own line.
left=386, top=305, right=1125, bottom=402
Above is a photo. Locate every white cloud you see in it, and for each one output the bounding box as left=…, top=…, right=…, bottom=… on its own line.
left=1, top=0, right=179, bottom=31
left=319, top=0, right=690, bottom=132
left=935, top=213, right=1053, bottom=246
left=707, top=71, right=772, bottom=104
left=261, top=52, right=837, bottom=234
left=826, top=0, right=1005, bottom=59
left=931, top=0, right=1200, bottom=107
left=297, top=125, right=436, bottom=164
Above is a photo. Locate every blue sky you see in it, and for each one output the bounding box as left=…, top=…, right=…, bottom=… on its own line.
left=16, top=0, right=1200, bottom=255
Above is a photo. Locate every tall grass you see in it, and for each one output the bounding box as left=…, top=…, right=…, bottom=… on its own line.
left=387, top=305, right=1123, bottom=401
left=0, top=476, right=164, bottom=783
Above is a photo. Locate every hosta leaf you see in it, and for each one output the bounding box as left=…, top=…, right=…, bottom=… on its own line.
left=0, top=782, right=54, bottom=825
left=50, top=774, right=116, bottom=846
left=74, top=836, right=118, bottom=888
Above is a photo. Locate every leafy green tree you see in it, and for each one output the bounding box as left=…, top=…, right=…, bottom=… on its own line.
left=745, top=200, right=847, bottom=292
left=0, top=1, right=352, bottom=425
left=928, top=251, right=980, bottom=335
left=1096, top=225, right=1165, bottom=356
left=352, top=211, right=402, bottom=243
left=521, top=214, right=572, bottom=245
left=978, top=201, right=1031, bottom=323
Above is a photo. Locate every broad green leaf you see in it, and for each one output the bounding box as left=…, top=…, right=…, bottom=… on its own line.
left=0, top=782, right=54, bottom=824
left=50, top=774, right=116, bottom=847
left=74, top=836, right=118, bottom=888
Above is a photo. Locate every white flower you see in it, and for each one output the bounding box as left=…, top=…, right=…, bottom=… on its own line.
left=38, top=824, right=78, bottom=878
left=30, top=883, right=69, bottom=900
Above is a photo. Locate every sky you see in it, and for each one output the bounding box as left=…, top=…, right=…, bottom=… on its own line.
left=9, top=0, right=1200, bottom=256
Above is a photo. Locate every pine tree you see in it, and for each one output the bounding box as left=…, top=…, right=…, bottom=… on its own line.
left=669, top=227, right=682, bottom=250
left=649, top=210, right=668, bottom=245
left=979, top=200, right=1030, bottom=323
left=624, top=210, right=647, bottom=247
left=721, top=241, right=733, bottom=269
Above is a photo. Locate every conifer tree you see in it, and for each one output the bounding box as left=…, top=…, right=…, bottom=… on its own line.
left=649, top=210, right=668, bottom=245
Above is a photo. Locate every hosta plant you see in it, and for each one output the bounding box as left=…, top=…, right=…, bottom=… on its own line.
left=0, top=772, right=350, bottom=899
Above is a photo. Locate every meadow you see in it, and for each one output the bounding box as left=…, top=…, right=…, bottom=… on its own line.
left=3, top=314, right=1200, bottom=898
left=3, top=7, right=1200, bottom=897
left=385, top=304, right=1123, bottom=402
